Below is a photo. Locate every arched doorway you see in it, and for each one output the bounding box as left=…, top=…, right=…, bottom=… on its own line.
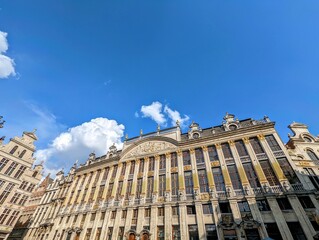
left=141, top=232, right=150, bottom=240
left=128, top=233, right=136, bottom=240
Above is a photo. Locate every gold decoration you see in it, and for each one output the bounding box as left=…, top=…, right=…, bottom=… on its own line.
left=257, top=134, right=265, bottom=140
left=211, top=161, right=220, bottom=167
left=165, top=152, right=171, bottom=159
left=154, top=155, right=160, bottom=161
left=189, top=148, right=195, bottom=154
left=119, top=176, right=124, bottom=181
left=228, top=140, right=235, bottom=146
left=242, top=137, right=250, bottom=144
left=171, top=167, right=178, bottom=173
left=137, top=173, right=143, bottom=178
left=177, top=149, right=182, bottom=156
left=201, top=193, right=210, bottom=200
left=144, top=156, right=149, bottom=162
left=148, top=171, right=154, bottom=177
left=202, top=146, right=208, bottom=152
left=215, top=143, right=221, bottom=149
left=184, top=165, right=192, bottom=171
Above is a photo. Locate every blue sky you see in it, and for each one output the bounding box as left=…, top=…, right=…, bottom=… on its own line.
left=0, top=1, right=319, bottom=174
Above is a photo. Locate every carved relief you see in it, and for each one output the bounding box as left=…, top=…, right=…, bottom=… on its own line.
left=211, top=161, right=220, bottom=167
left=171, top=167, right=178, bottom=173
left=202, top=146, right=208, bottom=152
left=125, top=141, right=176, bottom=158
left=184, top=165, right=192, bottom=171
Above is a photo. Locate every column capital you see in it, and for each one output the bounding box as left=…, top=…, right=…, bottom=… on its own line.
left=242, top=137, right=250, bottom=144
left=228, top=140, right=235, bottom=146
left=215, top=143, right=222, bottom=149
left=177, top=149, right=182, bottom=156
left=165, top=152, right=171, bottom=159
left=189, top=148, right=195, bottom=154
left=202, top=146, right=208, bottom=152
left=154, top=155, right=160, bottom=161
left=257, top=134, right=265, bottom=140
left=144, top=156, right=149, bottom=162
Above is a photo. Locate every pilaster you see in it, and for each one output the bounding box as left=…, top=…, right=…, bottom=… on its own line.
left=202, top=146, right=215, bottom=189
left=195, top=202, right=206, bottom=239
left=164, top=205, right=172, bottom=239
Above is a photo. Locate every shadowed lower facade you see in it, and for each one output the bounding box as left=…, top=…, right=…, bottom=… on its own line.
left=23, top=114, right=319, bottom=240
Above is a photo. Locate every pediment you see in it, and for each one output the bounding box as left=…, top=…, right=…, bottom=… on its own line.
left=122, top=139, right=178, bottom=159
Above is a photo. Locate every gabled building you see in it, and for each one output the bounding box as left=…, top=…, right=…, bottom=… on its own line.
left=0, top=121, right=43, bottom=240
left=24, top=114, right=319, bottom=240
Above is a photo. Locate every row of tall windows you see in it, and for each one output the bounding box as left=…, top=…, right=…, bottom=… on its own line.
left=0, top=158, right=27, bottom=178
left=9, top=146, right=27, bottom=158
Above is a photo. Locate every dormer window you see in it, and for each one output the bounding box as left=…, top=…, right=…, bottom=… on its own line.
left=193, top=133, right=200, bottom=139
left=228, top=124, right=237, bottom=131
left=19, top=150, right=26, bottom=158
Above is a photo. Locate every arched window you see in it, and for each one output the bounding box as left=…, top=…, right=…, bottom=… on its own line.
left=303, top=136, right=312, bottom=142
left=307, top=150, right=319, bottom=161
left=19, top=150, right=26, bottom=158
left=10, top=146, right=18, bottom=154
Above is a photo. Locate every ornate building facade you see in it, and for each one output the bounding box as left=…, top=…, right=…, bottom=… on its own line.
left=0, top=120, right=43, bottom=240
left=25, top=114, right=319, bottom=240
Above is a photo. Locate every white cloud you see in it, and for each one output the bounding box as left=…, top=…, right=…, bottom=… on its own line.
left=139, top=101, right=190, bottom=128
left=35, top=118, right=125, bottom=174
left=164, top=105, right=190, bottom=128
left=0, top=31, right=15, bottom=78
left=141, top=101, right=167, bottom=126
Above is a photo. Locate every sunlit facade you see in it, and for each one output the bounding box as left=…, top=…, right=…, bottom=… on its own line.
left=25, top=114, right=319, bottom=240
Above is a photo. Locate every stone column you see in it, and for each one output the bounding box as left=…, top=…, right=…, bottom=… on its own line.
left=153, top=155, right=160, bottom=198
left=287, top=194, right=316, bottom=238
left=229, top=199, right=243, bottom=239
left=165, top=153, right=171, bottom=195
left=257, top=134, right=287, bottom=183
left=215, top=144, right=233, bottom=190
left=150, top=206, right=158, bottom=240
left=178, top=204, right=189, bottom=239
left=266, top=196, right=294, bottom=240
left=211, top=199, right=224, bottom=239
left=136, top=206, right=145, bottom=234
left=98, top=210, right=111, bottom=240
left=177, top=150, right=186, bottom=197
left=202, top=146, right=215, bottom=191
left=110, top=208, right=122, bottom=238
left=242, top=137, right=268, bottom=186
left=189, top=148, right=200, bottom=190
left=141, top=157, right=149, bottom=197
left=246, top=196, right=268, bottom=239
left=195, top=202, right=206, bottom=239
left=164, top=205, right=172, bottom=239
left=124, top=208, right=134, bottom=234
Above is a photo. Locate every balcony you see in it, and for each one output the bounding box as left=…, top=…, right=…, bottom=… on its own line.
left=290, top=183, right=306, bottom=192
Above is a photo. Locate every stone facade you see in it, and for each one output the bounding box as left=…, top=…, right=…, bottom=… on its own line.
left=0, top=120, right=43, bottom=240
left=25, top=114, right=319, bottom=240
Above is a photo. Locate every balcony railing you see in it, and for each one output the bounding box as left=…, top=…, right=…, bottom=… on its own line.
left=240, top=156, right=251, bottom=163
left=256, top=153, right=268, bottom=160
left=290, top=183, right=306, bottom=192
left=273, top=150, right=285, bottom=158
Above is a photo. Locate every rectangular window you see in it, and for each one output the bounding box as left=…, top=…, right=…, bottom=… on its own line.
left=238, top=201, right=250, bottom=212
left=208, top=146, right=219, bottom=161
left=136, top=178, right=142, bottom=198
left=159, top=175, right=165, bottom=197
left=198, top=169, right=209, bottom=192
left=158, top=207, right=164, bottom=216
left=111, top=165, right=118, bottom=178
left=183, top=150, right=191, bottom=166
left=0, top=158, right=9, bottom=171
left=19, top=181, right=28, bottom=190
left=139, top=159, right=144, bottom=173
left=122, top=210, right=127, bottom=218
left=265, top=223, right=283, bottom=240
left=94, top=170, right=101, bottom=184
left=100, top=211, right=106, bottom=220
left=219, top=202, right=231, bottom=213
left=110, top=211, right=116, bottom=219
left=159, top=155, right=166, bottom=169
left=195, top=148, right=204, bottom=163
left=257, top=199, right=270, bottom=211
left=88, top=187, right=96, bottom=202
left=171, top=173, right=179, bottom=196
left=81, top=189, right=87, bottom=203
left=102, top=167, right=109, bottom=180
left=243, top=163, right=260, bottom=188
left=184, top=171, right=193, bottom=194
left=304, top=168, right=319, bottom=190
left=149, top=157, right=155, bottom=171
left=10, top=193, right=21, bottom=204
left=119, top=227, right=124, bottom=240
left=203, top=204, right=213, bottom=214
left=277, top=197, right=292, bottom=210
left=287, top=222, right=307, bottom=240
left=250, top=137, right=265, bottom=154
left=157, top=226, right=165, bottom=240
left=85, top=228, right=92, bottom=240
left=106, top=183, right=113, bottom=199
left=298, top=196, right=315, bottom=209
left=187, top=205, right=196, bottom=215
left=107, top=227, right=113, bottom=239
left=0, top=183, right=15, bottom=204
left=277, top=157, right=299, bottom=183
left=97, top=185, right=104, bottom=200
left=126, top=180, right=133, bottom=200
left=235, top=140, right=249, bottom=157
left=95, top=228, right=101, bottom=240
left=147, top=177, right=153, bottom=198
left=172, top=206, right=179, bottom=215
left=212, top=167, right=225, bottom=191
left=172, top=225, right=180, bottom=240
left=130, top=161, right=135, bottom=174
left=222, top=143, right=233, bottom=159
left=227, top=165, right=242, bottom=190
left=0, top=209, right=11, bottom=224
left=265, top=135, right=282, bottom=151
left=14, top=166, right=26, bottom=179
left=121, top=163, right=126, bottom=175
left=5, top=162, right=18, bottom=176
left=115, top=181, right=123, bottom=201
left=144, top=208, right=150, bottom=217
left=171, top=152, right=178, bottom=167
left=260, top=160, right=279, bottom=186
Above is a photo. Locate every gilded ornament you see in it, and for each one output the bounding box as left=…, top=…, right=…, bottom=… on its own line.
left=202, top=146, right=208, bottom=152
left=215, top=143, right=221, bottom=149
